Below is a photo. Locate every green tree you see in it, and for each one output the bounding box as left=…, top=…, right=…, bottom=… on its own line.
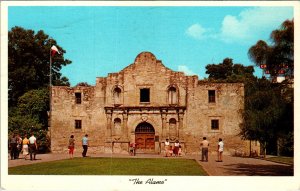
left=18, top=88, right=49, bottom=127
left=247, top=19, right=294, bottom=156
left=8, top=108, right=50, bottom=153
left=204, top=57, right=293, bottom=156
left=76, top=82, right=91, bottom=87
left=248, top=19, right=294, bottom=79
left=240, top=78, right=285, bottom=157
left=8, top=26, right=71, bottom=106
left=8, top=27, right=71, bottom=152
left=205, top=58, right=255, bottom=82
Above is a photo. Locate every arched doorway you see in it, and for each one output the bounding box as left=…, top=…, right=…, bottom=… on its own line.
left=135, top=122, right=155, bottom=153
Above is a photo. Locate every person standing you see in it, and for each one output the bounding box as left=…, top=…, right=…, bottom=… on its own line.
left=22, top=134, right=30, bottom=160
left=82, top=134, right=89, bottom=157
left=28, top=132, right=37, bottom=160
left=16, top=134, right=22, bottom=159
left=69, top=135, right=75, bottom=159
left=9, top=133, right=18, bottom=160
left=217, top=138, right=224, bottom=162
left=164, top=139, right=170, bottom=157
left=173, top=140, right=180, bottom=157
left=200, top=137, right=209, bottom=162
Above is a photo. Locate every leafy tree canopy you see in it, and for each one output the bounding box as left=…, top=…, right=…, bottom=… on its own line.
left=248, top=19, right=294, bottom=78
left=8, top=26, right=71, bottom=106
left=205, top=58, right=255, bottom=82
left=76, top=82, right=92, bottom=87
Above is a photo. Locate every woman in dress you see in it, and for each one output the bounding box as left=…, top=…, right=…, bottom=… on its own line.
left=22, top=134, right=29, bottom=160
left=173, top=140, right=180, bottom=157
left=69, top=135, right=75, bottom=159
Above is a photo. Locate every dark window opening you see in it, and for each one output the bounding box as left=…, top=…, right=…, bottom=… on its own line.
left=75, top=93, right=82, bottom=104
left=208, top=90, right=216, bottom=103
left=140, top=88, right=150, bottom=102
left=211, top=120, right=219, bottom=130
left=75, top=120, right=82, bottom=129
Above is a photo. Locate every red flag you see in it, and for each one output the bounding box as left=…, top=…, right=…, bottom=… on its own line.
left=51, top=45, right=60, bottom=57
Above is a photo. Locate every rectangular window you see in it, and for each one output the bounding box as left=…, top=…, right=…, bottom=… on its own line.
left=211, top=120, right=219, bottom=130
left=75, top=120, right=82, bottom=129
left=208, top=90, right=216, bottom=103
left=75, top=93, right=82, bottom=104
left=140, top=88, right=150, bottom=103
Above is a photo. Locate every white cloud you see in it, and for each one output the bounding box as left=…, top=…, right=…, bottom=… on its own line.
left=220, top=7, right=293, bottom=43
left=185, top=23, right=207, bottom=40
left=178, top=65, right=196, bottom=76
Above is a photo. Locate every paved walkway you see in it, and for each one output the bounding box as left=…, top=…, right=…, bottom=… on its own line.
left=8, top=153, right=293, bottom=176
left=191, top=154, right=293, bottom=176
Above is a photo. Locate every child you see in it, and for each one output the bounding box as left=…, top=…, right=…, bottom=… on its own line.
left=178, top=145, right=182, bottom=156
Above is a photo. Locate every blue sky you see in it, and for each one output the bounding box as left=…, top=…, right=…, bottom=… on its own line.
left=8, top=6, right=293, bottom=86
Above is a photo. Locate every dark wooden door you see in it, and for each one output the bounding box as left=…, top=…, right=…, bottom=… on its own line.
left=135, top=122, right=155, bottom=153
left=135, top=133, right=155, bottom=152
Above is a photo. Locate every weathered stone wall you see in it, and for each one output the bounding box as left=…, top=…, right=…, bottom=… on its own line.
left=50, top=52, right=252, bottom=155
left=184, top=82, right=245, bottom=155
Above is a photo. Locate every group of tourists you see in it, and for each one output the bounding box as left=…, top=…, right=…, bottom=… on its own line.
left=9, top=132, right=37, bottom=161
left=164, top=139, right=182, bottom=157
left=200, top=137, right=224, bottom=162
left=10, top=132, right=223, bottom=161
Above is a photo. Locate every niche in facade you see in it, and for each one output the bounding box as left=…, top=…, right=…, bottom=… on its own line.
left=113, top=87, right=122, bottom=106
left=113, top=118, right=122, bottom=136
left=169, top=118, right=177, bottom=140
left=168, top=86, right=178, bottom=105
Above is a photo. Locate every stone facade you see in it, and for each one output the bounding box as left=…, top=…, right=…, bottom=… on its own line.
left=50, top=52, right=253, bottom=155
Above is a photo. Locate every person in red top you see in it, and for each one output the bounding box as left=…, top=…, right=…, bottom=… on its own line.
left=129, top=142, right=136, bottom=156
left=68, top=135, right=75, bottom=159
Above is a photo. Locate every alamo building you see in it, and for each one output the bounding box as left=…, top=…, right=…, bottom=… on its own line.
left=51, top=52, right=256, bottom=155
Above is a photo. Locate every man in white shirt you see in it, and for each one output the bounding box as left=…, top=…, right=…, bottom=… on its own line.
left=28, top=132, right=37, bottom=160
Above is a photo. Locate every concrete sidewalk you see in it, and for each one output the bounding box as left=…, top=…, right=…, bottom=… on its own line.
left=8, top=153, right=293, bottom=176
left=191, top=154, right=293, bottom=176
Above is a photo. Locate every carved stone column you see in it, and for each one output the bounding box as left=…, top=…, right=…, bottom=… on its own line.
left=178, top=109, right=184, bottom=141
left=106, top=109, right=112, bottom=141
left=161, top=109, right=167, bottom=140
left=123, top=110, right=128, bottom=141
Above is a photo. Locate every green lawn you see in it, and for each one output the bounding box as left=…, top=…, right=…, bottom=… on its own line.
left=265, top=156, right=294, bottom=165
left=9, top=157, right=207, bottom=175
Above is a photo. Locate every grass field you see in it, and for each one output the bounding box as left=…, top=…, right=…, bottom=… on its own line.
left=8, top=157, right=207, bottom=175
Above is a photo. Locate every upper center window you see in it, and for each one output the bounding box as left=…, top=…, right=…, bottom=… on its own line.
left=140, top=88, right=150, bottom=103
left=208, top=90, right=216, bottom=103
left=75, top=93, right=82, bottom=104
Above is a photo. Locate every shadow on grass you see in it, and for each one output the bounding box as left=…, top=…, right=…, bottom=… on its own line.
left=221, top=163, right=293, bottom=176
